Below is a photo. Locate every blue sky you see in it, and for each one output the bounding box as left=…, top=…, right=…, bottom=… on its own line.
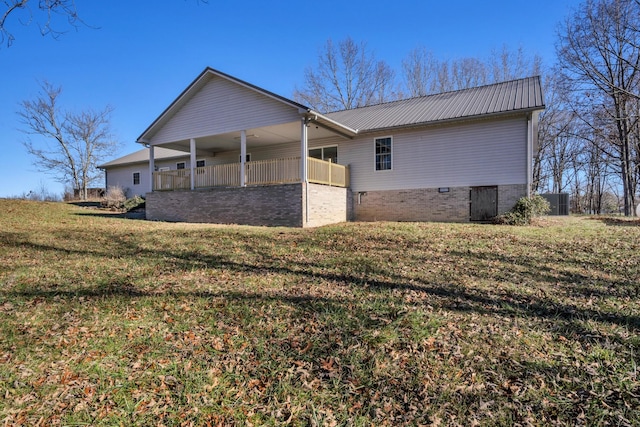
left=0, top=0, right=580, bottom=197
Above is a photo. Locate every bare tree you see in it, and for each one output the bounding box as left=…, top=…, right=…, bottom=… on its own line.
left=1, top=0, right=82, bottom=47
left=402, top=45, right=540, bottom=97
left=488, top=45, right=542, bottom=83
left=294, top=37, right=397, bottom=112
left=535, top=73, right=583, bottom=194
left=402, top=46, right=438, bottom=97
left=557, top=0, right=640, bottom=215
left=450, top=57, right=488, bottom=90
left=18, top=81, right=119, bottom=200
left=1, top=0, right=208, bottom=47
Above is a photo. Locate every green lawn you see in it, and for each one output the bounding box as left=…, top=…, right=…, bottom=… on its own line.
left=1, top=199, right=639, bottom=426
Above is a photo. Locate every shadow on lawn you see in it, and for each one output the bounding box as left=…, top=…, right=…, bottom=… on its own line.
left=74, top=211, right=146, bottom=220
left=5, top=229, right=638, bottom=426
left=588, top=216, right=640, bottom=227
left=3, top=227, right=639, bottom=345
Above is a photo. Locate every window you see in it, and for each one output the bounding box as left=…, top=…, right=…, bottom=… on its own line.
left=309, top=146, right=338, bottom=163
left=196, top=159, right=206, bottom=175
left=239, top=154, right=251, bottom=162
left=133, top=172, right=140, bottom=185
left=375, top=137, right=392, bottom=171
left=176, top=162, right=186, bottom=170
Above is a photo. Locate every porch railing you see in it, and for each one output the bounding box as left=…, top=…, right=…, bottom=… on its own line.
left=246, top=157, right=300, bottom=185
left=153, top=169, right=190, bottom=191
left=308, top=157, right=349, bottom=187
left=195, top=163, right=240, bottom=187
left=152, top=157, right=348, bottom=191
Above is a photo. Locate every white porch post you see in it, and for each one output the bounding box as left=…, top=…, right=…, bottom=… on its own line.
left=148, top=145, right=155, bottom=192
left=190, top=138, right=196, bottom=190
left=300, top=118, right=308, bottom=183
left=240, top=130, right=247, bottom=187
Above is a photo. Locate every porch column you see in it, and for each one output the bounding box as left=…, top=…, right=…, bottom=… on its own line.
left=240, top=130, right=247, bottom=187
left=300, top=118, right=308, bottom=183
left=190, top=138, right=196, bottom=190
left=148, top=145, right=155, bottom=192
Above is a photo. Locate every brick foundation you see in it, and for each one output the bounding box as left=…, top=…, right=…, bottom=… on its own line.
left=146, top=184, right=304, bottom=227
left=305, top=184, right=349, bottom=228
left=146, top=183, right=349, bottom=228
left=146, top=183, right=526, bottom=226
left=497, top=184, right=528, bottom=215
left=352, top=184, right=527, bottom=222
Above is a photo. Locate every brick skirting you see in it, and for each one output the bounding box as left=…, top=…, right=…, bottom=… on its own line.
left=352, top=184, right=527, bottom=222
left=145, top=184, right=525, bottom=226
left=146, top=183, right=348, bottom=228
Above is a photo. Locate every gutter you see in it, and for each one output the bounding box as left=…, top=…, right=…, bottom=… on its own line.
left=306, top=110, right=358, bottom=139
left=349, top=107, right=546, bottom=136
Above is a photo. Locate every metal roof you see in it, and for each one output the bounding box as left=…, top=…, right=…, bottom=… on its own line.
left=98, top=147, right=188, bottom=168
left=324, top=76, right=545, bottom=132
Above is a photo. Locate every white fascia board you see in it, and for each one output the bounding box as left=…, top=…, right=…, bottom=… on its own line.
left=307, top=110, right=358, bottom=139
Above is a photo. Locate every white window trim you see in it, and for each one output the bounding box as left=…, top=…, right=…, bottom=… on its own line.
left=374, top=136, right=393, bottom=171
left=158, top=167, right=170, bottom=172
left=239, top=153, right=252, bottom=162
left=133, top=171, right=141, bottom=185
left=176, top=161, right=186, bottom=170
left=196, top=159, right=206, bottom=168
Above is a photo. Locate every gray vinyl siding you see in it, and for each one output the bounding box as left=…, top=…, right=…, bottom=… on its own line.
left=149, top=76, right=302, bottom=145
left=105, top=156, right=219, bottom=197
left=106, top=116, right=528, bottom=198
left=342, top=116, right=528, bottom=192
left=208, top=138, right=345, bottom=166
left=105, top=164, right=150, bottom=198
left=188, top=117, right=527, bottom=193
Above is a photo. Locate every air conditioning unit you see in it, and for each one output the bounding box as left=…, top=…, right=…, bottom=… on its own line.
left=541, top=193, right=569, bottom=216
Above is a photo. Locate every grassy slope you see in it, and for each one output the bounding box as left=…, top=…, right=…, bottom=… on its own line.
left=0, top=199, right=639, bottom=426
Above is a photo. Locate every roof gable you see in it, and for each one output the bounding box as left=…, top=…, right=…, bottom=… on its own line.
left=138, top=68, right=311, bottom=145
left=325, top=76, right=545, bottom=132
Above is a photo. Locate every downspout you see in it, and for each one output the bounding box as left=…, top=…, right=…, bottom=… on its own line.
left=301, top=117, right=309, bottom=225
left=190, top=138, right=196, bottom=190
left=148, top=145, right=155, bottom=194
left=526, top=114, right=533, bottom=198
left=240, top=130, right=247, bottom=187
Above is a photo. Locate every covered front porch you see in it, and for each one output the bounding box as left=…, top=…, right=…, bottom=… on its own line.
left=152, top=156, right=349, bottom=191
left=137, top=68, right=357, bottom=227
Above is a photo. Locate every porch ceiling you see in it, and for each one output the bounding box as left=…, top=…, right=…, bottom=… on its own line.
left=156, top=120, right=345, bottom=154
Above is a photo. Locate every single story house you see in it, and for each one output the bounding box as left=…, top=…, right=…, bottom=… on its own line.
left=99, top=67, right=545, bottom=227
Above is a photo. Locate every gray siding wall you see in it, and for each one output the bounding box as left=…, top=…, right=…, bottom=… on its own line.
left=105, top=164, right=148, bottom=198
left=104, top=155, right=219, bottom=198
left=341, top=116, right=529, bottom=192
left=149, top=76, right=302, bottom=145
left=205, top=138, right=339, bottom=166
left=205, top=116, right=529, bottom=194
